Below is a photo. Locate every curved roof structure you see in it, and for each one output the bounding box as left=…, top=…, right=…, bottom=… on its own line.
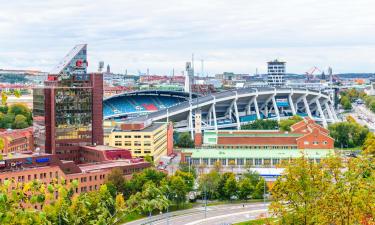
left=103, top=90, right=199, bottom=119
left=122, top=87, right=338, bottom=131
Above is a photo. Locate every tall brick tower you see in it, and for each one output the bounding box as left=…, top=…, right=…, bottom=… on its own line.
left=33, top=44, right=103, bottom=162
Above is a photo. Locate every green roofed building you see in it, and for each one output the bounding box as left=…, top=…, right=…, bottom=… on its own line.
left=181, top=148, right=335, bottom=167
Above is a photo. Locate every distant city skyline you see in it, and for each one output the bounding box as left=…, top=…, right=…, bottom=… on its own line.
left=1, top=0, right=375, bottom=75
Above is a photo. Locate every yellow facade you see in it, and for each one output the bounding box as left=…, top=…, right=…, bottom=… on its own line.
left=105, top=122, right=168, bottom=162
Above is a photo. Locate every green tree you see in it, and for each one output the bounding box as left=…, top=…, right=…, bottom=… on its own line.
left=12, top=114, right=29, bottom=129
left=175, top=170, right=195, bottom=191
left=224, top=176, right=238, bottom=200
left=106, top=168, right=126, bottom=194
left=328, top=121, right=369, bottom=148
left=270, top=156, right=375, bottom=225
left=340, top=95, right=352, bottom=110
left=362, top=132, right=375, bottom=157
left=176, top=132, right=195, bottom=148
left=198, top=170, right=221, bottom=200
left=168, top=175, right=188, bottom=207
left=238, top=178, right=254, bottom=200
left=217, top=172, right=235, bottom=200
left=279, top=115, right=303, bottom=131
left=241, top=119, right=279, bottom=130
left=127, top=182, right=169, bottom=216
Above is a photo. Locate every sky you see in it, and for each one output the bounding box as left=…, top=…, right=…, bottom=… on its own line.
left=0, top=0, right=375, bottom=75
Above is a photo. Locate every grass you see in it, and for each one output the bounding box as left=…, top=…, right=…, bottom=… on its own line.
left=118, top=202, right=196, bottom=224
left=234, top=218, right=275, bottom=225
left=206, top=199, right=269, bottom=206
left=120, top=213, right=145, bottom=223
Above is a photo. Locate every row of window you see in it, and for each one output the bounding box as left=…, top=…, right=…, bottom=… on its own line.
left=0, top=171, right=59, bottom=184
left=187, top=157, right=321, bottom=166
left=114, top=135, right=152, bottom=139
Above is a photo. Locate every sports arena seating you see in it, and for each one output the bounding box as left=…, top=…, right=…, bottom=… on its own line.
left=103, top=93, right=187, bottom=118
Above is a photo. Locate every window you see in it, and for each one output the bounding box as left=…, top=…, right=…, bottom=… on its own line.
left=313, top=141, right=319, bottom=145
left=144, top=150, right=151, bottom=154
left=134, top=135, right=141, bottom=138
left=134, top=141, right=141, bottom=146
left=124, top=135, right=131, bottom=138
left=304, top=141, right=309, bottom=145
left=114, top=135, right=122, bottom=138
left=144, top=135, right=151, bottom=138
left=323, top=141, right=328, bottom=145
left=144, top=141, right=151, bottom=146
left=124, top=141, right=131, bottom=146
left=115, top=141, right=122, bottom=146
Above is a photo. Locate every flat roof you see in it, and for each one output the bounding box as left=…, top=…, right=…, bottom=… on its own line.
left=78, top=160, right=144, bottom=173
left=181, top=148, right=334, bottom=159
left=81, top=145, right=125, bottom=151
left=114, top=122, right=165, bottom=132
left=2, top=152, right=52, bottom=160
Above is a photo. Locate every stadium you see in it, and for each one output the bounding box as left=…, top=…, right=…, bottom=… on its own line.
left=103, top=90, right=198, bottom=120
left=103, top=87, right=338, bottom=132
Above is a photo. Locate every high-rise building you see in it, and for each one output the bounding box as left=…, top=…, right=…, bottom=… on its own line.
left=33, top=44, right=103, bottom=162
left=267, top=59, right=286, bottom=86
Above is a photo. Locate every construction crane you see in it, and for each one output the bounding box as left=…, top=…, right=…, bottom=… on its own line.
left=305, top=66, right=322, bottom=81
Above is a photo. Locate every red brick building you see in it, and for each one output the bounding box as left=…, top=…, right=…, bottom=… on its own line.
left=202, top=118, right=334, bottom=150
left=0, top=145, right=149, bottom=194
left=0, top=127, right=34, bottom=154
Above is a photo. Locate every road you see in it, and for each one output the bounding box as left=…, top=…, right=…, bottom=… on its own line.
left=350, top=104, right=375, bottom=131
left=123, top=203, right=269, bottom=225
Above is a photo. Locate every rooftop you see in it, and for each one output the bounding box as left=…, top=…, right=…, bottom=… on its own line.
left=181, top=148, right=335, bottom=159
left=114, top=122, right=165, bottom=132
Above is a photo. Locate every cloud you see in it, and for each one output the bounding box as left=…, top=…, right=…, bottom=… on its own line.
left=0, top=0, right=374, bottom=74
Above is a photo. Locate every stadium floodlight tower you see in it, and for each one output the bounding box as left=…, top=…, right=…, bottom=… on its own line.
left=185, top=61, right=195, bottom=139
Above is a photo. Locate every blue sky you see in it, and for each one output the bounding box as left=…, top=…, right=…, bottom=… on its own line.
left=0, top=0, right=374, bottom=75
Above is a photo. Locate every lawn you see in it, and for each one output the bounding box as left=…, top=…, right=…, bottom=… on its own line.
left=234, top=218, right=275, bottom=225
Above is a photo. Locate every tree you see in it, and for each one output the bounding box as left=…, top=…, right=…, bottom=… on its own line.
left=12, top=114, right=29, bottom=129
left=253, top=177, right=268, bottom=199
left=168, top=175, right=188, bottom=207
left=241, top=119, right=279, bottom=130
left=279, top=115, right=303, bottom=131
left=238, top=178, right=254, bottom=200
left=1, top=91, right=7, bottom=106
left=224, top=176, right=238, bottom=200
left=270, top=156, right=375, bottom=225
left=340, top=95, right=352, bottom=110
left=0, top=138, right=4, bottom=154
left=176, top=132, right=194, bottom=148
left=328, top=121, right=369, bottom=148
left=144, top=154, right=154, bottom=166
left=106, top=168, right=126, bottom=194
left=127, top=182, right=169, bottom=216
left=198, top=170, right=221, bottom=200
left=362, top=132, right=375, bottom=157
left=217, top=172, right=235, bottom=200
left=174, top=170, right=195, bottom=191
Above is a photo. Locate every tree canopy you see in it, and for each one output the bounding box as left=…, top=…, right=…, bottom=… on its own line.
left=328, top=120, right=369, bottom=148
left=270, top=155, right=375, bottom=225
left=0, top=103, right=32, bottom=129
left=241, top=119, right=279, bottom=130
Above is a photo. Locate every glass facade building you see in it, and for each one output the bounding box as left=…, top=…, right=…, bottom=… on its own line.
left=33, top=45, right=103, bottom=162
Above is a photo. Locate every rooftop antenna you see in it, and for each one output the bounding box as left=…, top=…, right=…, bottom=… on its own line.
left=172, top=68, right=175, bottom=77
left=201, top=59, right=204, bottom=78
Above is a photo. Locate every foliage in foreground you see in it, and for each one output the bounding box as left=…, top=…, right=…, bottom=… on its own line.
left=270, top=155, right=375, bottom=225
left=0, top=179, right=126, bottom=225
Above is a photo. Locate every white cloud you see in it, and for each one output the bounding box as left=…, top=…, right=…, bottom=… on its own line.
left=0, top=0, right=374, bottom=74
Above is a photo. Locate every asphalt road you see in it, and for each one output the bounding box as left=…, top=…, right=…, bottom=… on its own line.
left=123, top=202, right=269, bottom=225
left=350, top=104, right=375, bottom=131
